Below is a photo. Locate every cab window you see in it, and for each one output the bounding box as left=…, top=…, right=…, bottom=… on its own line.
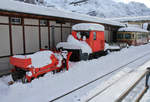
left=93, top=32, right=96, bottom=40
left=76, top=31, right=90, bottom=39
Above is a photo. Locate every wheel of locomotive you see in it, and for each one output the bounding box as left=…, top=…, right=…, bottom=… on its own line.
left=95, top=53, right=100, bottom=58
left=22, top=76, right=28, bottom=83
left=126, top=44, right=129, bottom=48
left=11, top=71, right=19, bottom=81
left=107, top=49, right=110, bottom=54
left=88, top=53, right=94, bottom=60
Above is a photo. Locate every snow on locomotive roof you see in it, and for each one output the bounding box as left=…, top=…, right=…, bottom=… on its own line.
left=0, top=0, right=123, bottom=27
left=118, top=27, right=148, bottom=33
left=72, top=23, right=104, bottom=31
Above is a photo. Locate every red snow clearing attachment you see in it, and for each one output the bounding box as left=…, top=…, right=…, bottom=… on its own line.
left=10, top=50, right=72, bottom=83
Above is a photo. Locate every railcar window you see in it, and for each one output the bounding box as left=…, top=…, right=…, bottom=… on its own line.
left=117, top=33, right=123, bottom=39
left=76, top=31, right=90, bottom=39
left=93, top=32, right=96, bottom=40
left=138, top=34, right=142, bottom=39
left=125, top=34, right=131, bottom=39
left=142, top=33, right=147, bottom=38
left=146, top=33, right=148, bottom=37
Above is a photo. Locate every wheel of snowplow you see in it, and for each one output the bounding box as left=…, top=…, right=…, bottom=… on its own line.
left=107, top=49, right=110, bottom=54
left=22, top=76, right=28, bottom=83
left=11, top=71, right=19, bottom=81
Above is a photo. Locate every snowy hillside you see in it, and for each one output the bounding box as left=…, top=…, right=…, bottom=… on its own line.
left=44, top=0, right=150, bottom=18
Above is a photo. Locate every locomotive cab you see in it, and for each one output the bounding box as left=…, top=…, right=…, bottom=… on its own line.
left=72, top=30, right=105, bottom=53
left=57, top=23, right=105, bottom=61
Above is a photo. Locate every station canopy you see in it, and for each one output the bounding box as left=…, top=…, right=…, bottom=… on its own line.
left=0, top=0, right=123, bottom=27
left=108, top=16, right=150, bottom=22
left=118, top=26, right=148, bottom=33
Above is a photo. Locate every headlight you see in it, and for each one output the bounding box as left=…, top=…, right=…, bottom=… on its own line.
left=26, top=71, right=32, bottom=76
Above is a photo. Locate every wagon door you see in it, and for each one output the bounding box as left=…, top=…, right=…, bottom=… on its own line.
left=136, top=33, right=142, bottom=45
left=92, top=32, right=100, bottom=52
left=142, top=33, right=148, bottom=44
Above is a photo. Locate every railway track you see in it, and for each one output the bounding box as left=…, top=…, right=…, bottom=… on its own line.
left=49, top=51, right=150, bottom=102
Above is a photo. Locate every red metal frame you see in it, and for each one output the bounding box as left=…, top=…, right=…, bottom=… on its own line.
left=10, top=51, right=72, bottom=82
left=117, top=39, right=148, bottom=46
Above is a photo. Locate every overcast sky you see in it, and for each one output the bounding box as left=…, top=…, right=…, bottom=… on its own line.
left=115, top=0, right=150, bottom=8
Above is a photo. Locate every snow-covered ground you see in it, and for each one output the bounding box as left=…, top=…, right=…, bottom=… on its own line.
left=141, top=88, right=150, bottom=102
left=81, top=61, right=149, bottom=102
left=1, top=44, right=150, bottom=102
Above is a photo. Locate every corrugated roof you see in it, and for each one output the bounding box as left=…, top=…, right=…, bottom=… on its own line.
left=108, top=16, right=150, bottom=22
left=118, top=26, right=148, bottom=32
left=0, top=0, right=123, bottom=26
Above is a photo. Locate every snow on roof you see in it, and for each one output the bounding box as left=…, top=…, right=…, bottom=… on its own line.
left=72, top=23, right=104, bottom=31
left=0, top=0, right=123, bottom=26
left=118, top=26, right=148, bottom=33
left=108, top=16, right=150, bottom=22
left=126, top=24, right=141, bottom=28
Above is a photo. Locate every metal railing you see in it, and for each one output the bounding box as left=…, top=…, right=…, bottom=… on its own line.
left=116, top=68, right=150, bottom=102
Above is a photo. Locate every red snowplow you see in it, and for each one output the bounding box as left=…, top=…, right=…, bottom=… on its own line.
left=10, top=50, right=72, bottom=83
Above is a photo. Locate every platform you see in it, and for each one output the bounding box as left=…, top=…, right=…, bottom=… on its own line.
left=0, top=57, right=12, bottom=76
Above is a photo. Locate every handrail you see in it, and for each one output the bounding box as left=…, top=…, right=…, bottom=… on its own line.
left=115, top=68, right=150, bottom=102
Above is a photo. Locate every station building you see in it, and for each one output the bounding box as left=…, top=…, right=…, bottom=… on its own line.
left=0, top=0, right=123, bottom=75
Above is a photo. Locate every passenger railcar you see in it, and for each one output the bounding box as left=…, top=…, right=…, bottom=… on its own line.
left=117, top=27, right=149, bottom=46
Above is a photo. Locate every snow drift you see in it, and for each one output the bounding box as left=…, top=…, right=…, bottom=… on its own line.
left=57, top=35, right=92, bottom=54
left=13, top=51, right=54, bottom=68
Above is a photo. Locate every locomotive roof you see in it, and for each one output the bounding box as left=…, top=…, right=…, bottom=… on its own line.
left=0, top=0, right=123, bottom=27
left=72, top=23, right=105, bottom=31
left=118, top=26, right=148, bottom=33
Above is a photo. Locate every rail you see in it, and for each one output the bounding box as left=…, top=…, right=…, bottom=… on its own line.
left=116, top=68, right=150, bottom=102
left=49, top=51, right=150, bottom=102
